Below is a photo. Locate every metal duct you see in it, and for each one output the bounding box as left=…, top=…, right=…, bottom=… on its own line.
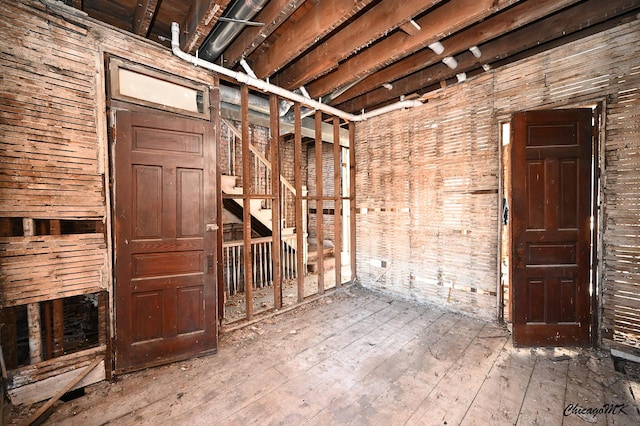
left=198, top=0, right=269, bottom=62
left=220, top=85, right=292, bottom=117
left=172, top=22, right=424, bottom=122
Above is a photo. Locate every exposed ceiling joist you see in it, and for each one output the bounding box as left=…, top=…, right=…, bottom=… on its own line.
left=250, top=0, right=376, bottom=79
left=338, top=0, right=640, bottom=112
left=133, top=0, right=159, bottom=37
left=304, top=0, right=522, bottom=99
left=329, top=0, right=582, bottom=105
left=271, top=0, right=444, bottom=90
left=400, top=20, right=422, bottom=36
left=181, top=0, right=231, bottom=54
left=71, top=0, right=640, bottom=115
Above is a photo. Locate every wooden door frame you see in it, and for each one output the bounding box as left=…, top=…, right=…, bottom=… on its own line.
left=500, top=102, right=603, bottom=347
left=106, top=97, right=221, bottom=373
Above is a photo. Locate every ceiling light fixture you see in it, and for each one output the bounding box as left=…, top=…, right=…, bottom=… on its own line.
left=456, top=73, right=467, bottom=82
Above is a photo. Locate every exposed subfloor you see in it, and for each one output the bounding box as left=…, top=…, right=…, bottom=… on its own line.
left=7, top=285, right=640, bottom=425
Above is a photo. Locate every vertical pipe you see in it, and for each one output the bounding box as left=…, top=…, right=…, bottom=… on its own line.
left=294, top=103, right=305, bottom=302
left=241, top=85, right=254, bottom=320
left=333, top=117, right=342, bottom=288
left=349, top=122, right=357, bottom=281
left=270, top=94, right=282, bottom=308
left=315, top=111, right=324, bottom=294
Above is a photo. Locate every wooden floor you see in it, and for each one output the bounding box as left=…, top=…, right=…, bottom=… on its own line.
left=9, top=285, right=640, bottom=425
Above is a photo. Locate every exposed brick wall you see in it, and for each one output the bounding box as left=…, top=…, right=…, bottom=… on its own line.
left=307, top=141, right=341, bottom=243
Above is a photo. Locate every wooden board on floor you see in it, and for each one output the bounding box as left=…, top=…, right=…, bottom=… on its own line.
left=21, top=288, right=638, bottom=426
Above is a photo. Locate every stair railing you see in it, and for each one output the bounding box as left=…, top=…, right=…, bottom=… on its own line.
left=222, top=234, right=298, bottom=296
left=222, top=118, right=297, bottom=229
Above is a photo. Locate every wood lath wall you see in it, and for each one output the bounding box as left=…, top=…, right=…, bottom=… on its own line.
left=355, top=74, right=498, bottom=321
left=355, top=16, right=640, bottom=347
left=0, top=0, right=216, bottom=404
left=0, top=234, right=107, bottom=307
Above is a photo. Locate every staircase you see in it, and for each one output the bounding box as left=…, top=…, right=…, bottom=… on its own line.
left=220, top=119, right=308, bottom=295
left=221, top=174, right=296, bottom=237
left=306, top=242, right=335, bottom=273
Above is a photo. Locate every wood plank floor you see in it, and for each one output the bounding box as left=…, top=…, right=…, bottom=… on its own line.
left=9, top=285, right=640, bottom=425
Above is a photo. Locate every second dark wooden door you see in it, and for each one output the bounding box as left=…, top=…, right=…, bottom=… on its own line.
left=512, top=109, right=593, bottom=346
left=114, top=110, right=217, bottom=373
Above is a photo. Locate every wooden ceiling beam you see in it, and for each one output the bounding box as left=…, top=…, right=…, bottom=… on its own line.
left=222, top=0, right=306, bottom=68
left=181, top=0, right=232, bottom=54
left=328, top=0, right=581, bottom=104
left=133, top=0, right=160, bottom=37
left=296, top=0, right=521, bottom=98
left=400, top=20, right=422, bottom=36
left=250, top=0, right=377, bottom=80
left=337, top=0, right=640, bottom=113
left=272, top=0, right=444, bottom=90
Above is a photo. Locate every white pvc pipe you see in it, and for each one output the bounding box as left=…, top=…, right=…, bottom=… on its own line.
left=171, top=23, right=423, bottom=122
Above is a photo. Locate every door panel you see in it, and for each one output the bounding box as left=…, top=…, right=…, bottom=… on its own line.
left=512, top=109, right=592, bottom=346
left=114, top=110, right=217, bottom=373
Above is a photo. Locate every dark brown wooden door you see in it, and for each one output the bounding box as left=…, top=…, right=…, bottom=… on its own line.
left=114, top=110, right=217, bottom=373
left=512, top=109, right=593, bottom=346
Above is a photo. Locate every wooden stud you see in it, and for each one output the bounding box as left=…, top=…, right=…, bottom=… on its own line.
left=43, top=301, right=53, bottom=360
left=49, top=220, right=65, bottom=358
left=22, top=218, right=43, bottom=364
left=315, top=111, right=324, bottom=295
left=49, top=219, right=61, bottom=236
left=270, top=94, right=282, bottom=309
left=333, top=117, right=342, bottom=288
left=214, top=79, right=225, bottom=323
left=22, top=218, right=34, bottom=238
left=98, top=291, right=111, bottom=381
left=27, top=303, right=42, bottom=364
left=0, top=307, right=18, bottom=370
left=294, top=103, right=305, bottom=303
left=241, top=85, right=254, bottom=320
left=349, top=122, right=357, bottom=280
left=52, top=299, right=65, bottom=358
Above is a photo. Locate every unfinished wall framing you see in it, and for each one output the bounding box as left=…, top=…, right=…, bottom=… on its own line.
left=0, top=0, right=356, bottom=402
left=218, top=82, right=355, bottom=324
left=0, top=0, right=218, bottom=404
left=355, top=17, right=640, bottom=357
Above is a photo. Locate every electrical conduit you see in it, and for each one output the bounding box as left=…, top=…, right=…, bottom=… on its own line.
left=171, top=22, right=423, bottom=122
